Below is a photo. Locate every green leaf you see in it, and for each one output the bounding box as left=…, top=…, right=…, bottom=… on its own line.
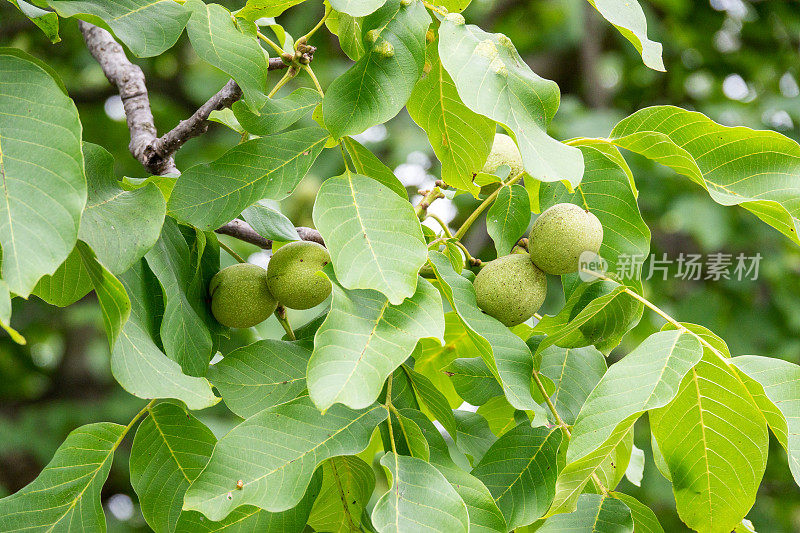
left=233, top=88, right=322, bottom=136
left=81, top=143, right=166, bottom=274
left=308, top=455, right=375, bottom=533
left=33, top=246, right=93, bottom=307
left=326, top=8, right=366, bottom=61
left=539, top=345, right=607, bottom=425
left=145, top=218, right=214, bottom=377
left=76, top=241, right=130, bottom=350
left=113, top=260, right=219, bottom=410
left=587, top=0, right=663, bottom=71
left=732, top=355, right=800, bottom=487
left=330, top=0, right=386, bottom=16
left=400, top=409, right=507, bottom=532
left=453, top=410, right=496, bottom=466
left=477, top=396, right=525, bottom=437
left=549, top=330, right=702, bottom=515
left=48, top=0, right=190, bottom=57
left=185, top=1, right=269, bottom=111
left=308, top=267, right=443, bottom=411
left=486, top=184, right=531, bottom=255
left=438, top=17, right=583, bottom=186
left=342, top=136, right=407, bottom=198
left=130, top=402, right=217, bottom=533
left=236, top=0, right=309, bottom=19
left=428, top=251, right=542, bottom=413
left=610, top=106, right=800, bottom=245
left=8, top=0, right=60, bottom=42
left=323, top=0, right=430, bottom=139
left=407, top=38, right=495, bottom=196
left=184, top=397, right=387, bottom=520
left=0, top=49, right=84, bottom=297
left=313, top=173, right=427, bottom=304
left=538, top=493, right=633, bottom=533
left=533, top=280, right=641, bottom=355
left=176, top=479, right=321, bottom=533
left=411, top=314, right=472, bottom=407
left=649, top=352, right=768, bottom=533
left=168, top=127, right=328, bottom=230
left=241, top=201, right=300, bottom=242
left=472, top=423, right=562, bottom=529
left=372, top=452, right=470, bottom=532
left=0, top=422, right=124, bottom=531
left=446, top=357, right=504, bottom=406
left=208, top=339, right=312, bottom=418
left=611, top=493, right=664, bottom=533
left=403, top=365, right=457, bottom=441
left=389, top=408, right=430, bottom=460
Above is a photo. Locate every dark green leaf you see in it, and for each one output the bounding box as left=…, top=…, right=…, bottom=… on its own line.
left=49, top=0, right=190, bottom=57
left=130, top=402, right=217, bottom=533
left=208, top=339, right=312, bottom=418
left=0, top=49, right=84, bottom=297
left=323, top=0, right=430, bottom=139
left=308, top=267, right=443, bottom=411
left=438, top=16, right=583, bottom=186
left=313, top=173, right=427, bottom=304
left=472, top=423, right=562, bottom=529
left=168, top=127, right=328, bottom=230
left=233, top=88, right=322, bottom=136
left=241, top=201, right=300, bottom=242
left=186, top=0, right=269, bottom=111
left=183, top=397, right=387, bottom=520
left=0, top=422, right=124, bottom=531
left=486, top=185, right=531, bottom=255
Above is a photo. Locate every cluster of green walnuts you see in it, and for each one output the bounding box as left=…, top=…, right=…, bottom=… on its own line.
left=209, top=241, right=332, bottom=328
left=472, top=134, right=604, bottom=327
left=209, top=134, right=603, bottom=332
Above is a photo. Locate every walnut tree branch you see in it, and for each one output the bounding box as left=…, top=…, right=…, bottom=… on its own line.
left=215, top=219, right=324, bottom=249
left=78, top=21, right=290, bottom=175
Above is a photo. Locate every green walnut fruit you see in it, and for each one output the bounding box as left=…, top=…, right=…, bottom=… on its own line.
left=529, top=203, right=603, bottom=275
left=210, top=263, right=277, bottom=328
left=482, top=133, right=524, bottom=177
left=267, top=240, right=332, bottom=310
left=473, top=254, right=547, bottom=327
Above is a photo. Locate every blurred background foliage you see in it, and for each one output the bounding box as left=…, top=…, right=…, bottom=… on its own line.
left=2, top=0, right=800, bottom=530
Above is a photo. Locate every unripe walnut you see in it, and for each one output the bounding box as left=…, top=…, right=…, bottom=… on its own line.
left=529, top=203, right=603, bottom=275
left=210, top=263, right=276, bottom=328
left=482, top=133, right=524, bottom=177
left=473, top=254, right=547, bottom=327
left=267, top=241, right=332, bottom=310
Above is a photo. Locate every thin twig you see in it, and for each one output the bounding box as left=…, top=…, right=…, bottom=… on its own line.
left=215, top=219, right=324, bottom=249
left=79, top=21, right=292, bottom=175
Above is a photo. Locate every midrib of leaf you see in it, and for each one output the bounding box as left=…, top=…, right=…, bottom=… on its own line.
left=148, top=407, right=191, bottom=483
left=330, top=457, right=359, bottom=531
left=642, top=333, right=680, bottom=406
left=334, top=297, right=390, bottom=402
left=689, top=367, right=714, bottom=529
left=51, top=426, right=128, bottom=531
left=491, top=427, right=558, bottom=503
left=346, top=174, right=392, bottom=290
left=0, top=135, right=20, bottom=280
left=112, top=0, right=167, bottom=21
left=187, top=135, right=326, bottom=209
left=233, top=404, right=383, bottom=494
